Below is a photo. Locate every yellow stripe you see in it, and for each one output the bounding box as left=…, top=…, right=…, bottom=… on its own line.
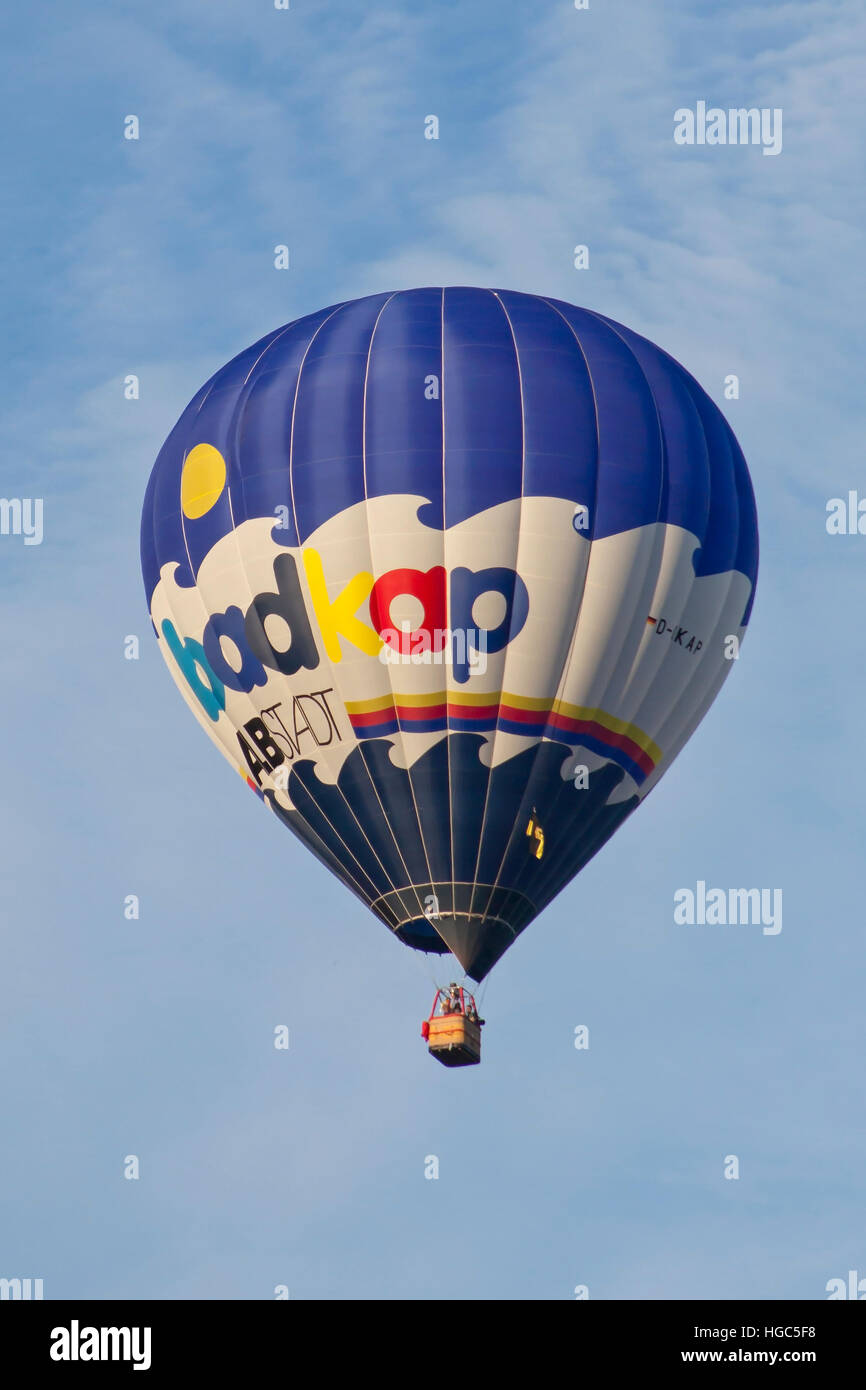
left=345, top=691, right=447, bottom=713
left=347, top=690, right=514, bottom=713
left=343, top=690, right=661, bottom=763
left=552, top=700, right=662, bottom=762
left=495, top=693, right=661, bottom=758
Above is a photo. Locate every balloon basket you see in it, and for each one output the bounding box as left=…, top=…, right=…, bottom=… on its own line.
left=423, top=987, right=483, bottom=1067
left=427, top=1015, right=482, bottom=1067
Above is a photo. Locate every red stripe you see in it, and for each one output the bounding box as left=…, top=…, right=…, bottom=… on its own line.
left=497, top=703, right=654, bottom=774
left=349, top=703, right=452, bottom=728
left=348, top=700, right=656, bottom=774
left=499, top=703, right=544, bottom=725
left=399, top=704, right=447, bottom=721
left=545, top=711, right=654, bottom=774
left=446, top=703, right=499, bottom=720
left=349, top=705, right=397, bottom=728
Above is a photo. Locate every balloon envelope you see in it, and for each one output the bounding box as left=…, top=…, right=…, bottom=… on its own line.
left=141, top=288, right=758, bottom=980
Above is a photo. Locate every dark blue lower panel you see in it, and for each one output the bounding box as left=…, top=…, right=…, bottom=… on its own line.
left=265, top=733, right=639, bottom=978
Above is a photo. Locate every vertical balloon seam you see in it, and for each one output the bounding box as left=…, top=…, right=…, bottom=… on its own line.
left=143, top=396, right=210, bottom=671
left=266, top=787, right=386, bottom=907
left=224, top=314, right=384, bottom=901
left=371, top=289, right=446, bottom=920
left=723, top=420, right=759, bottom=624
left=178, top=378, right=219, bottom=587
left=652, top=366, right=747, bottom=749
left=612, top=349, right=731, bottom=749
left=168, top=337, right=386, bottom=910
left=378, top=292, right=451, bottom=930
left=528, top=303, right=635, bottom=869
left=561, top=323, right=729, bottom=825
left=364, top=290, right=448, bottom=938
left=640, top=567, right=742, bottom=806
left=440, top=287, right=458, bottom=943
left=465, top=286, right=527, bottom=921
left=506, top=310, right=658, bottom=913
left=628, top=383, right=743, bottom=795
left=475, top=299, right=594, bottom=923
left=557, top=309, right=727, bottom=759
left=260, top=314, right=409, bottom=911
left=479, top=296, right=606, bottom=923
left=357, top=289, right=435, bottom=928
left=634, top=334, right=758, bottom=599
left=450, top=287, right=525, bottom=950
left=254, top=306, right=400, bottom=906
left=358, top=294, right=447, bottom=939
left=465, top=288, right=529, bottom=932
left=208, top=321, right=307, bottom=805
left=639, top=478, right=744, bottom=794
left=218, top=314, right=402, bottom=909
left=579, top=306, right=670, bottom=730
left=505, top=353, right=681, bottom=917
left=579, top=307, right=689, bottom=720
left=313, top=300, right=437, bottom=924
left=607, top=359, right=709, bottom=715
left=151, top=380, right=258, bottom=821
left=278, top=301, right=416, bottom=913
left=501, top=304, right=668, bottom=914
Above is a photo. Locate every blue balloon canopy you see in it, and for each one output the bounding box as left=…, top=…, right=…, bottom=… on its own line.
left=142, top=289, right=758, bottom=980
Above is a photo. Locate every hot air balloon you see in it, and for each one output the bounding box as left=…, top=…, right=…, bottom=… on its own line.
left=141, top=288, right=758, bottom=1067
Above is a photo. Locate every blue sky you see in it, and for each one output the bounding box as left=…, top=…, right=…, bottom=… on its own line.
left=1, top=0, right=864, bottom=1299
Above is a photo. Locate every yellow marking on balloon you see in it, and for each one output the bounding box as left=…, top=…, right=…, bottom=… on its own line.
left=302, top=547, right=381, bottom=663
left=181, top=444, right=226, bottom=518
